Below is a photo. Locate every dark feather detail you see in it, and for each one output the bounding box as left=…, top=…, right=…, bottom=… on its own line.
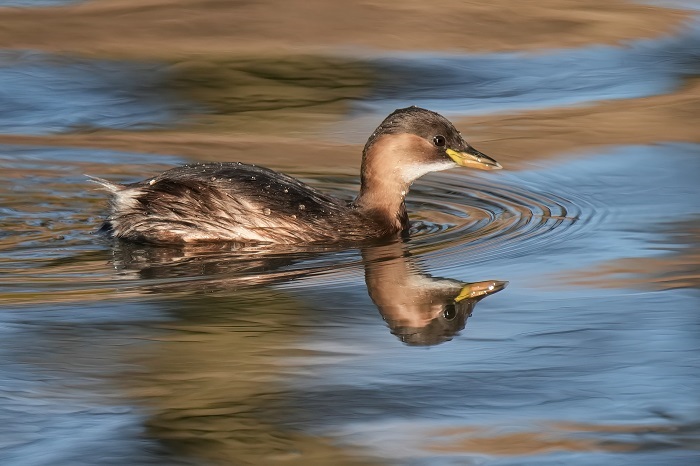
left=102, top=163, right=387, bottom=244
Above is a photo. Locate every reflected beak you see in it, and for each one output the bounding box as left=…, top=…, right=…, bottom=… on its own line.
left=446, top=147, right=502, bottom=170
left=454, top=280, right=508, bottom=302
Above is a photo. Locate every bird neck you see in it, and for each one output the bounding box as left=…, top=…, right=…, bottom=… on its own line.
left=353, top=139, right=413, bottom=232
left=354, top=176, right=409, bottom=232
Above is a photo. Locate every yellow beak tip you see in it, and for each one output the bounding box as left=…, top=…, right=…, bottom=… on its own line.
left=446, top=148, right=502, bottom=170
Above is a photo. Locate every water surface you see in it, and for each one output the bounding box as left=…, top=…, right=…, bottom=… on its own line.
left=1, top=140, right=698, bottom=465
left=0, top=51, right=189, bottom=135
left=0, top=8, right=699, bottom=466
left=360, top=23, right=700, bottom=118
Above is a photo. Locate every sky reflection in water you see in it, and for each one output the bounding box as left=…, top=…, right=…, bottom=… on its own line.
left=339, top=19, right=700, bottom=138
left=0, top=51, right=189, bottom=135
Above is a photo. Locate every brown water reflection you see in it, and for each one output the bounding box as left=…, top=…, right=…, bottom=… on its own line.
left=425, top=420, right=700, bottom=456
left=121, top=291, right=377, bottom=466
left=0, top=0, right=687, bottom=57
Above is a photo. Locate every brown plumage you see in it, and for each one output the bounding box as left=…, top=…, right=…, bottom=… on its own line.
left=92, top=106, right=501, bottom=244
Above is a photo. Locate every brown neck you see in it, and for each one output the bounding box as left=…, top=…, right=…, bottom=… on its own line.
left=354, top=173, right=409, bottom=232
left=353, top=134, right=424, bottom=232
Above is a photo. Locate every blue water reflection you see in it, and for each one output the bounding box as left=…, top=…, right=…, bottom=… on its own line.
left=0, top=51, right=190, bottom=134
left=358, top=19, right=700, bottom=117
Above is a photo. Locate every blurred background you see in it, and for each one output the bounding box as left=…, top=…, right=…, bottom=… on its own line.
left=0, top=1, right=698, bottom=465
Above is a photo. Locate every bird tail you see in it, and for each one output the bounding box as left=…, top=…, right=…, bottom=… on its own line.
left=85, top=175, right=124, bottom=193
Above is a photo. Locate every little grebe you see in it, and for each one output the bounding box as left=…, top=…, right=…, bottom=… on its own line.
left=93, top=106, right=501, bottom=244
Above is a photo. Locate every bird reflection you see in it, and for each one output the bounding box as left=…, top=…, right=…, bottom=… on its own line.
left=362, top=242, right=506, bottom=346
left=111, top=238, right=506, bottom=346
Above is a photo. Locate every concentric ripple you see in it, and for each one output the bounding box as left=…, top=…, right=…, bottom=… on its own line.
left=404, top=171, right=608, bottom=269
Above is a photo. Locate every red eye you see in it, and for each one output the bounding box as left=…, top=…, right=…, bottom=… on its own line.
left=433, top=135, right=446, bottom=147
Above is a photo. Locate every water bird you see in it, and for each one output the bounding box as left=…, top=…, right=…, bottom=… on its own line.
left=92, top=106, right=501, bottom=244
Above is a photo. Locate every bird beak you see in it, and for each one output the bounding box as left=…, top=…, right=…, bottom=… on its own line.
left=446, top=146, right=502, bottom=170
left=454, top=280, right=508, bottom=302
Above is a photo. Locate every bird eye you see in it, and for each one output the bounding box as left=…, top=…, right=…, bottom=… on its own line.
left=433, top=135, right=446, bottom=147
left=442, top=304, right=457, bottom=321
